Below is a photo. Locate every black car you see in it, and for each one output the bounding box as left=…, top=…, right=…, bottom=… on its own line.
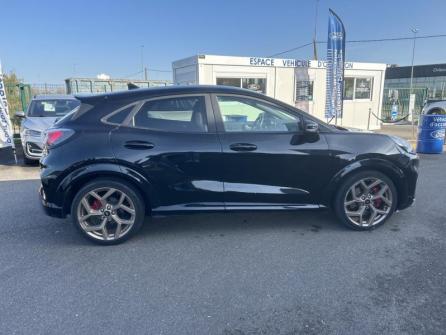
left=40, top=85, right=419, bottom=244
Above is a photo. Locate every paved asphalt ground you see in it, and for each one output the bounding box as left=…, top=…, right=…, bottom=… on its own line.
left=0, top=155, right=445, bottom=335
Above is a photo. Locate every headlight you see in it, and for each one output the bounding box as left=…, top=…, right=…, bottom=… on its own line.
left=390, top=135, right=414, bottom=154
left=24, top=129, right=42, bottom=137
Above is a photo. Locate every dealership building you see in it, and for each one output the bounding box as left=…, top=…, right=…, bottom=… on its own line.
left=172, top=55, right=387, bottom=130
left=385, top=63, right=446, bottom=100
left=382, top=63, right=446, bottom=120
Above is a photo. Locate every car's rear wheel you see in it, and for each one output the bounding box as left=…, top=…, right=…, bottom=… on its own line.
left=334, top=171, right=397, bottom=230
left=71, top=179, right=145, bottom=245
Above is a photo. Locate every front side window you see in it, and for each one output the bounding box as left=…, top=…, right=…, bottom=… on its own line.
left=216, top=96, right=300, bottom=133
left=133, top=96, right=207, bottom=132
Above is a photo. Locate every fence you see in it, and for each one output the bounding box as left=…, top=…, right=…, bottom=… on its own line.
left=381, top=87, right=428, bottom=122
left=30, top=83, right=66, bottom=95
left=65, top=78, right=171, bottom=94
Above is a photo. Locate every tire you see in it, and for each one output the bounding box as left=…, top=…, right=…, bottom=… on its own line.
left=23, top=155, right=36, bottom=165
left=333, top=170, right=398, bottom=231
left=71, top=179, right=145, bottom=245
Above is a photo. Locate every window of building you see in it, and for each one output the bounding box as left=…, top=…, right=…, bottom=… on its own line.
left=343, top=77, right=373, bottom=100
left=295, top=80, right=314, bottom=101
left=241, top=78, right=266, bottom=93
left=133, top=96, right=207, bottom=132
left=216, top=77, right=266, bottom=94
left=355, top=78, right=373, bottom=99
left=216, top=96, right=300, bottom=133
left=216, top=78, right=241, bottom=88
left=344, top=78, right=354, bottom=100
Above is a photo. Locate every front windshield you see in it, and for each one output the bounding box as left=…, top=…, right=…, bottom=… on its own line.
left=27, top=99, right=80, bottom=117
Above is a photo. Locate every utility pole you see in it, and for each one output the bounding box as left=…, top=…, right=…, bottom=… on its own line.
left=144, top=67, right=148, bottom=81
left=140, top=45, right=144, bottom=80
left=409, top=28, right=418, bottom=139
left=312, top=0, right=320, bottom=60
left=409, top=28, right=418, bottom=95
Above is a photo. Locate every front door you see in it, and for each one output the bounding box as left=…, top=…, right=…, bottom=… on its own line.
left=110, top=94, right=225, bottom=212
left=211, top=94, right=330, bottom=209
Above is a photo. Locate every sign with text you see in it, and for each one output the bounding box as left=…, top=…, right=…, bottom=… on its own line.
left=324, top=9, right=346, bottom=120
left=0, top=67, right=14, bottom=149
left=248, top=57, right=353, bottom=69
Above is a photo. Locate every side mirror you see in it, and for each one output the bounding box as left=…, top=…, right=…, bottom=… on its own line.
left=304, top=121, right=319, bottom=133
left=15, top=111, right=25, bottom=118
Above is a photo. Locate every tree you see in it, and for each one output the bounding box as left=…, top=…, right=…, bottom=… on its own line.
left=3, top=71, right=22, bottom=116
left=2, top=71, right=24, bottom=134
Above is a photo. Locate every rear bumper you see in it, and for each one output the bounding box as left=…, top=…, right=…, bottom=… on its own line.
left=39, top=185, right=65, bottom=218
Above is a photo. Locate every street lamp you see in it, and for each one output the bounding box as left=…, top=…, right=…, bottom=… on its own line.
left=409, top=28, right=418, bottom=95
left=409, top=28, right=418, bottom=138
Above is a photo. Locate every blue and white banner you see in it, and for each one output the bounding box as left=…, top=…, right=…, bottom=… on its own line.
left=324, top=9, right=346, bottom=120
left=0, top=64, right=15, bottom=149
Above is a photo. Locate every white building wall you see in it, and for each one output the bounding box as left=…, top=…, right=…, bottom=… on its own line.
left=172, top=55, right=387, bottom=130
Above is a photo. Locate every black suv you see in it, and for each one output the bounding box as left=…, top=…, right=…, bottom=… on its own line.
left=40, top=86, right=419, bottom=244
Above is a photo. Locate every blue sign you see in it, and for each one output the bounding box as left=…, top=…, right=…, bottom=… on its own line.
left=391, top=104, right=398, bottom=121
left=324, top=9, right=346, bottom=120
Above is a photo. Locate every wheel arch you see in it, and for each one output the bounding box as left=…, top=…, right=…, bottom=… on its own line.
left=324, top=158, right=407, bottom=209
left=58, top=163, right=155, bottom=216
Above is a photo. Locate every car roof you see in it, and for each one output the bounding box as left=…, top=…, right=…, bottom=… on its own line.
left=75, top=85, right=265, bottom=103
left=32, top=94, right=77, bottom=101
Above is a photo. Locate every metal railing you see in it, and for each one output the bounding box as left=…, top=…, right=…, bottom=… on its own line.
left=381, top=87, right=428, bottom=122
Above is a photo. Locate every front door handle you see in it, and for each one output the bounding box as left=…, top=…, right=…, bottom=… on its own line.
left=124, top=140, right=155, bottom=150
left=229, top=143, right=257, bottom=152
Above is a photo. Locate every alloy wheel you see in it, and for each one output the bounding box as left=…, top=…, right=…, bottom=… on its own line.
left=77, top=187, right=136, bottom=241
left=344, top=177, right=393, bottom=227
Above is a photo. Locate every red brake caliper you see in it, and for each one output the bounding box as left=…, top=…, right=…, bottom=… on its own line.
left=91, top=199, right=102, bottom=211
left=372, top=186, right=382, bottom=208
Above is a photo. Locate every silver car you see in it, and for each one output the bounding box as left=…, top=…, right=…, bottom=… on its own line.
left=422, top=100, right=446, bottom=115
left=17, top=95, right=80, bottom=164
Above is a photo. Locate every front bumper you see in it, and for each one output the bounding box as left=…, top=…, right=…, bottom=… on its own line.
left=397, top=154, right=419, bottom=210
left=39, top=185, right=65, bottom=218
left=24, top=141, right=44, bottom=160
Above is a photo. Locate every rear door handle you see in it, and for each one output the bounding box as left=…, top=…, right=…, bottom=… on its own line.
left=229, top=143, right=257, bottom=152
left=124, top=140, right=155, bottom=150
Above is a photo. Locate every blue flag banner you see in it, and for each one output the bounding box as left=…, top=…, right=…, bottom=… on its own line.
left=324, top=9, right=346, bottom=120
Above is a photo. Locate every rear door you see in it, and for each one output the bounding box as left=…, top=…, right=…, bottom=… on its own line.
left=211, top=94, right=330, bottom=209
left=109, top=94, right=225, bottom=212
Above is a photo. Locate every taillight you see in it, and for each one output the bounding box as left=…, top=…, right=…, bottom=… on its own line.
left=45, top=129, right=74, bottom=147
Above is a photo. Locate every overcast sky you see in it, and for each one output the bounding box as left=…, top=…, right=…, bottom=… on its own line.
left=2, top=0, right=446, bottom=83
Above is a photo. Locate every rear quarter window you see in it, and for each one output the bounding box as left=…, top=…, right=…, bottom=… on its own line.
left=103, top=104, right=137, bottom=125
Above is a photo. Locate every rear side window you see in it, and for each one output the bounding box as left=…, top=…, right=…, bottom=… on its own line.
left=132, top=96, right=208, bottom=132
left=105, top=105, right=136, bottom=125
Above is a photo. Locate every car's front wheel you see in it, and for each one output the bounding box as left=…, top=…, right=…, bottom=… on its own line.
left=71, top=179, right=145, bottom=245
left=334, top=171, right=397, bottom=230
